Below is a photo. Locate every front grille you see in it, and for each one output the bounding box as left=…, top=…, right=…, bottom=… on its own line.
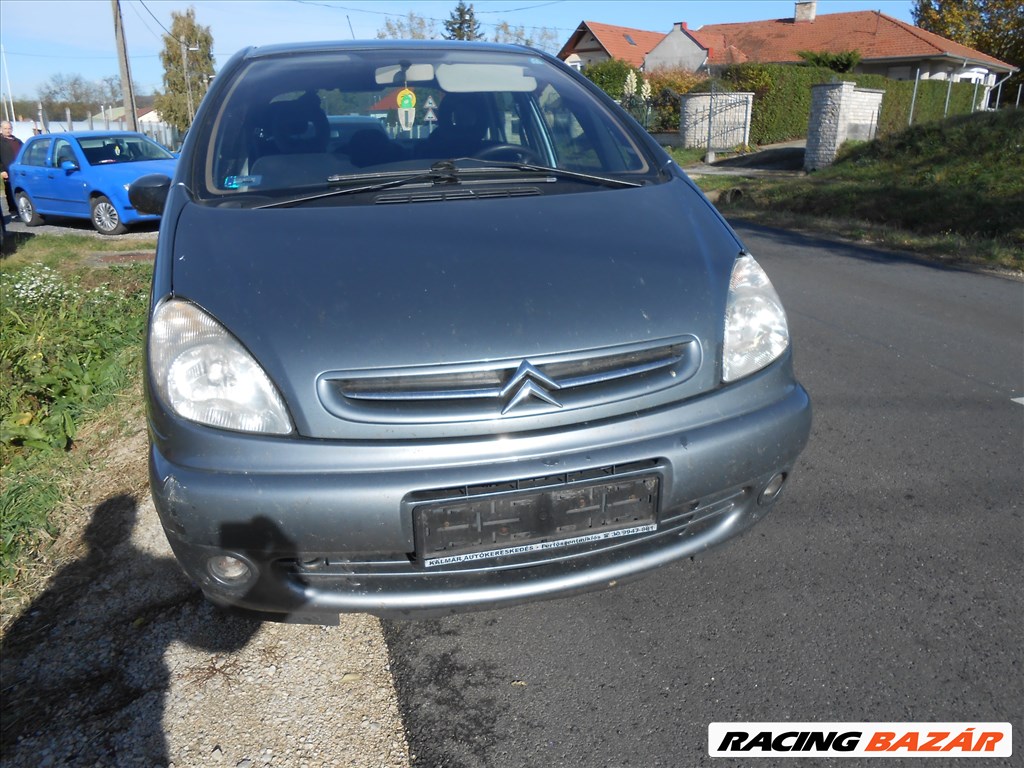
left=317, top=336, right=701, bottom=424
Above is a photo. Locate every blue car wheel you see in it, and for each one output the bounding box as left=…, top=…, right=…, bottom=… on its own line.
left=91, top=195, right=127, bottom=235
left=16, top=192, right=43, bottom=226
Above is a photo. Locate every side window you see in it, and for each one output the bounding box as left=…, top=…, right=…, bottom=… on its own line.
left=23, top=139, right=52, bottom=167
left=52, top=139, right=76, bottom=167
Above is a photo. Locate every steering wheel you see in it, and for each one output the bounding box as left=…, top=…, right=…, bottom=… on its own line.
left=473, top=144, right=544, bottom=165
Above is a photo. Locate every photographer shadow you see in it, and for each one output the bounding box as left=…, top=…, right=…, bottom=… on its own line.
left=0, top=494, right=304, bottom=765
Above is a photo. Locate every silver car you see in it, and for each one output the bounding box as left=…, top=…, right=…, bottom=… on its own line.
left=132, top=40, right=811, bottom=620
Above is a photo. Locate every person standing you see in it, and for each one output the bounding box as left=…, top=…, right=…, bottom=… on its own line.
left=1, top=121, right=25, bottom=217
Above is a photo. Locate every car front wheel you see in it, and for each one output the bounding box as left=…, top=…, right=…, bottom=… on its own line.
left=16, top=192, right=43, bottom=226
left=91, top=195, right=127, bottom=235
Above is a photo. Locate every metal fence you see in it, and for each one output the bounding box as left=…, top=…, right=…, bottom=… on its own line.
left=6, top=117, right=181, bottom=151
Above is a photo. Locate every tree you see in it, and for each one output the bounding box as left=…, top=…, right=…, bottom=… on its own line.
left=377, top=12, right=440, bottom=40
left=154, top=7, right=215, bottom=131
left=39, top=74, right=101, bottom=120
left=33, top=73, right=134, bottom=121
left=491, top=22, right=560, bottom=53
left=444, top=1, right=483, bottom=41
left=912, top=0, right=1023, bottom=93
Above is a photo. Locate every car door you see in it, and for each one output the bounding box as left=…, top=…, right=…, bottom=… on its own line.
left=46, top=138, right=90, bottom=217
left=11, top=137, right=52, bottom=210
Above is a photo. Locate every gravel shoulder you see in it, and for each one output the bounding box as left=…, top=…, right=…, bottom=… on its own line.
left=0, top=376, right=411, bottom=767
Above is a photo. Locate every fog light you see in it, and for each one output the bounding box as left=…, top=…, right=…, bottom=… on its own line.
left=758, top=473, right=787, bottom=505
left=208, top=554, right=252, bottom=584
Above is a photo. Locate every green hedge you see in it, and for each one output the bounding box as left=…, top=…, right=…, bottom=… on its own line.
left=583, top=59, right=983, bottom=146
left=707, top=63, right=981, bottom=145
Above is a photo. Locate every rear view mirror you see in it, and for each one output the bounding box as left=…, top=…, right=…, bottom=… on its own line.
left=375, top=63, right=436, bottom=85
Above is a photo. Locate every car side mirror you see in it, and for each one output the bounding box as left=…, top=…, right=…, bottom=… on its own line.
left=60, top=160, right=79, bottom=171
left=129, top=173, right=172, bottom=215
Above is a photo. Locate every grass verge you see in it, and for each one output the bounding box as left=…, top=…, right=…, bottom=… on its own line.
left=689, top=110, right=1024, bottom=272
left=1, top=234, right=154, bottom=595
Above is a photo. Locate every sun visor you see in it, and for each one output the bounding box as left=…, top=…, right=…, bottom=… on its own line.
left=436, top=63, right=537, bottom=92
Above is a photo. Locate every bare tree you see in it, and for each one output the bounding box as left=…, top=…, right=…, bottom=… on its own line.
left=37, top=73, right=127, bottom=121
left=377, top=12, right=440, bottom=40
left=492, top=21, right=560, bottom=54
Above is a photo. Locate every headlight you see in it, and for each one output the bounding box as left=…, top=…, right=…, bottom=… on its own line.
left=722, top=253, right=790, bottom=382
left=149, top=299, right=293, bottom=434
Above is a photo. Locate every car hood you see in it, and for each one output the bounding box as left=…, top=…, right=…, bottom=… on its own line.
left=97, top=158, right=177, bottom=183
left=166, top=180, right=742, bottom=436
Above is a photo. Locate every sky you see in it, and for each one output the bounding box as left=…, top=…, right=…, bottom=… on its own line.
left=0, top=0, right=916, bottom=99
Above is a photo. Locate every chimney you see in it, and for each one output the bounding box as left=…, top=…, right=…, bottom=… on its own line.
left=795, top=1, right=816, bottom=23
left=679, top=21, right=688, bottom=31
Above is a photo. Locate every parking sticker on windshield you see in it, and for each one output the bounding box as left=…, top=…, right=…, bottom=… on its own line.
left=224, top=175, right=262, bottom=189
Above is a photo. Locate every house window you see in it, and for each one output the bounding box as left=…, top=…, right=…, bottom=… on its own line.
left=624, top=34, right=637, bottom=46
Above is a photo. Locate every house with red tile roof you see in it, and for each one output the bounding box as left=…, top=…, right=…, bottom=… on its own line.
left=557, top=21, right=666, bottom=70
left=561, top=2, right=1016, bottom=91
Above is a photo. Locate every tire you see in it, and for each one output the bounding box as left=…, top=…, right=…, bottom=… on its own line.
left=16, top=192, right=43, bottom=226
left=91, top=195, right=127, bottom=235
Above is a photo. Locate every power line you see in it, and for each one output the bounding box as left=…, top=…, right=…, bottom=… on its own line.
left=288, top=0, right=575, bottom=34
left=126, top=0, right=164, bottom=42
left=474, top=2, right=564, bottom=14
left=1, top=50, right=161, bottom=60
left=136, top=0, right=176, bottom=39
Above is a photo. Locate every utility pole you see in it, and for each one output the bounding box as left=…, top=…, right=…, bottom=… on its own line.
left=111, top=0, right=138, bottom=130
left=180, top=36, right=197, bottom=124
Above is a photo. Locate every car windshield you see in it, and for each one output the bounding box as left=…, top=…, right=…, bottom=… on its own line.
left=78, top=134, right=174, bottom=164
left=198, top=46, right=654, bottom=203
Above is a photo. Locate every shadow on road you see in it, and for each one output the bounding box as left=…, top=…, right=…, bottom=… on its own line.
left=0, top=493, right=302, bottom=765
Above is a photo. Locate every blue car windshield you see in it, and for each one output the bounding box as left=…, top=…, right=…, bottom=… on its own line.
left=79, top=135, right=174, bottom=165
left=199, top=47, right=654, bottom=199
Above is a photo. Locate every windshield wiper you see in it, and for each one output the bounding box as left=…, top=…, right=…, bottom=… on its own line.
left=441, top=157, right=643, bottom=189
left=254, top=162, right=460, bottom=209
left=253, top=158, right=639, bottom=209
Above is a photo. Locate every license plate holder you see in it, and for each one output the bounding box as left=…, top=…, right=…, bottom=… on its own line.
left=414, top=474, right=659, bottom=567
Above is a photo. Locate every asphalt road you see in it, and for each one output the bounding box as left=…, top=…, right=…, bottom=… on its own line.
left=381, top=222, right=1023, bottom=767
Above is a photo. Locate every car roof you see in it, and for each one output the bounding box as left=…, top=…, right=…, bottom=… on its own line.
left=240, top=38, right=538, bottom=62
left=26, top=130, right=149, bottom=140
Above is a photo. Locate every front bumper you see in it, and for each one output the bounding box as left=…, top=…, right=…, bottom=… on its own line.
left=150, top=367, right=811, bottom=619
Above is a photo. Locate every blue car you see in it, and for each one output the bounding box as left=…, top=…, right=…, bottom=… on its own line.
left=9, top=131, right=177, bottom=235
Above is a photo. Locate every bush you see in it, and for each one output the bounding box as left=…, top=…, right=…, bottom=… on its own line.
left=645, top=67, right=707, bottom=133
left=797, top=50, right=862, bottom=72
left=581, top=58, right=640, bottom=101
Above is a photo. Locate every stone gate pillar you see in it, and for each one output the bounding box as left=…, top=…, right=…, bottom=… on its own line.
left=805, top=81, right=884, bottom=171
